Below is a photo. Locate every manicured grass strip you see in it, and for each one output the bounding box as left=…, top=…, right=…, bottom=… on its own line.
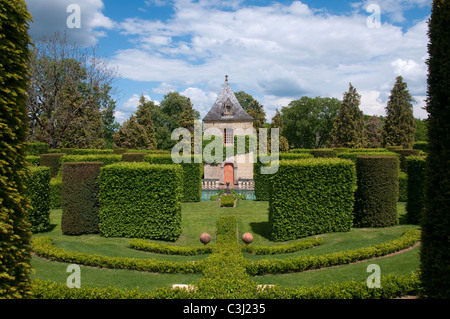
left=29, top=272, right=422, bottom=299
left=128, top=239, right=213, bottom=256
left=245, top=229, right=420, bottom=275
left=31, top=236, right=203, bottom=274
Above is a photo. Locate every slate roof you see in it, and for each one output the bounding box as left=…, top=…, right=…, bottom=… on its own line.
left=203, top=76, right=253, bottom=123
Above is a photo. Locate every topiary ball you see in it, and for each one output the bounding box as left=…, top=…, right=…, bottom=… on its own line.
left=242, top=232, right=253, bottom=244
left=200, top=233, right=211, bottom=245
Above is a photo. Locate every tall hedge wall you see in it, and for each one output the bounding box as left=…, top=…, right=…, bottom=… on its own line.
left=143, top=154, right=202, bottom=202
left=353, top=156, right=399, bottom=227
left=40, top=153, right=65, bottom=177
left=406, top=156, right=426, bottom=224
left=61, top=162, right=103, bottom=235
left=60, top=154, right=122, bottom=166
left=26, top=142, right=49, bottom=156
left=391, top=149, right=421, bottom=172
left=26, top=167, right=51, bottom=233
left=253, top=153, right=313, bottom=201
left=268, top=158, right=356, bottom=241
left=0, top=0, right=33, bottom=298
left=98, top=162, right=183, bottom=240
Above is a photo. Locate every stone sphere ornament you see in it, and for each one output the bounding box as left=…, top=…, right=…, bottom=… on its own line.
left=242, top=232, right=254, bottom=245
left=200, top=233, right=211, bottom=245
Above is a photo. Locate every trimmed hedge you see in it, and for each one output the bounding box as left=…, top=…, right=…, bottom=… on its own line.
left=129, top=240, right=213, bottom=255
left=26, top=166, right=51, bottom=232
left=122, top=152, right=147, bottom=162
left=245, top=229, right=420, bottom=275
left=398, top=171, right=407, bottom=202
left=29, top=272, right=422, bottom=299
left=310, top=149, right=337, bottom=158
left=253, top=153, right=313, bottom=201
left=69, top=149, right=114, bottom=155
left=353, top=156, right=399, bottom=228
left=26, top=142, right=49, bottom=156
left=60, top=154, right=122, bottom=167
left=412, top=141, right=428, bottom=151
left=220, top=195, right=235, bottom=207
left=61, top=162, right=103, bottom=235
left=25, top=155, right=40, bottom=166
left=338, top=151, right=399, bottom=162
left=391, top=149, right=421, bottom=172
left=242, top=237, right=323, bottom=255
left=31, top=236, right=202, bottom=274
left=40, top=153, right=65, bottom=177
left=406, top=156, right=426, bottom=224
left=98, top=162, right=183, bottom=240
left=144, top=154, right=202, bottom=202
left=49, top=177, right=62, bottom=209
left=268, top=158, right=357, bottom=241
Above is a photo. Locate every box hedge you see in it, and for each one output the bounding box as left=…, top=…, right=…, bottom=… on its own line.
left=391, top=149, right=421, bottom=172
left=122, top=152, right=147, bottom=162
left=98, top=162, right=183, bottom=240
left=60, top=154, right=122, bottom=167
left=310, top=149, right=337, bottom=158
left=398, top=171, right=407, bottom=202
left=26, top=155, right=40, bottom=166
left=353, top=156, right=399, bottom=227
left=268, top=158, right=357, bottom=241
left=26, top=142, right=49, bottom=156
left=50, top=177, right=62, bottom=209
left=26, top=166, right=51, bottom=233
left=144, top=154, right=202, bottom=202
left=253, top=153, right=313, bottom=201
left=40, top=153, right=65, bottom=177
left=406, top=156, right=426, bottom=224
left=61, top=162, right=103, bottom=235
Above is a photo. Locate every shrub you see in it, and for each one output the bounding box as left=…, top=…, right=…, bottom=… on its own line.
left=253, top=153, right=313, bottom=201
left=0, top=0, right=33, bottom=299
left=98, top=162, right=183, bottom=240
left=353, top=156, right=399, bottom=227
left=61, top=162, right=103, bottom=235
left=40, top=153, right=65, bottom=177
left=391, top=149, right=421, bottom=172
left=398, top=171, right=407, bottom=202
left=338, top=151, right=399, bottom=162
left=242, top=237, right=323, bottom=255
left=60, top=154, right=122, bottom=166
left=310, top=149, right=337, bottom=158
left=49, top=177, right=62, bottom=209
left=121, top=152, right=147, bottom=162
left=26, top=142, right=49, bottom=156
left=144, top=154, right=202, bottom=202
left=268, top=158, right=357, bottom=241
left=25, top=155, right=40, bottom=166
left=220, top=195, right=235, bottom=207
left=412, top=141, right=428, bottom=152
left=69, top=149, right=114, bottom=155
left=129, top=240, right=213, bottom=255
left=26, top=167, right=51, bottom=232
left=406, top=156, right=426, bottom=224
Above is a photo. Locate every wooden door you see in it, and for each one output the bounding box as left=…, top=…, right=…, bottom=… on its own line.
left=224, top=163, right=234, bottom=185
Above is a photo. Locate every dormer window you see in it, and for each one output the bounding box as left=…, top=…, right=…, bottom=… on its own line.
left=225, top=105, right=231, bottom=114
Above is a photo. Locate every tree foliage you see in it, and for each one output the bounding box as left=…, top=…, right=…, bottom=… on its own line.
left=365, top=115, right=383, bottom=148
left=282, top=96, right=340, bottom=149
left=420, top=0, right=450, bottom=299
left=26, top=33, right=118, bottom=149
left=331, top=83, right=366, bottom=148
left=0, top=0, right=33, bottom=298
left=382, top=76, right=416, bottom=148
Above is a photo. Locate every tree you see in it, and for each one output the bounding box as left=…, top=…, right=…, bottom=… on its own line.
left=246, top=99, right=266, bottom=130
left=26, top=32, right=118, bottom=149
left=414, top=118, right=428, bottom=142
left=271, top=109, right=283, bottom=130
left=282, top=97, right=340, bottom=149
left=382, top=76, right=416, bottom=148
left=235, top=91, right=254, bottom=110
left=331, top=83, right=366, bottom=148
left=420, top=0, right=450, bottom=299
left=113, top=95, right=157, bottom=150
left=0, top=0, right=33, bottom=298
left=365, top=115, right=383, bottom=148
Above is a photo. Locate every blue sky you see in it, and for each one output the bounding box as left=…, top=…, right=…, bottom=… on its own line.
left=26, top=0, right=432, bottom=123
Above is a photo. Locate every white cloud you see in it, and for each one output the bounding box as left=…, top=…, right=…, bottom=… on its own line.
left=26, top=0, right=114, bottom=45
left=180, top=87, right=218, bottom=118
left=115, top=93, right=160, bottom=123
left=109, top=0, right=430, bottom=119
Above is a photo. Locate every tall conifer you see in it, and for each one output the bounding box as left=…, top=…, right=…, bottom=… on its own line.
left=331, top=83, right=366, bottom=148
left=382, top=76, right=416, bottom=148
left=420, top=0, right=450, bottom=298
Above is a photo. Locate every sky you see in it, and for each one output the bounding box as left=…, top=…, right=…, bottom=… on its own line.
left=25, top=0, right=432, bottom=123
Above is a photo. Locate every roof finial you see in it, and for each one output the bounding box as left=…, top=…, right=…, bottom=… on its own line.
left=225, top=75, right=228, bottom=82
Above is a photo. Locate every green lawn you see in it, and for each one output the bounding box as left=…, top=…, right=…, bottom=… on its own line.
left=30, top=201, right=420, bottom=291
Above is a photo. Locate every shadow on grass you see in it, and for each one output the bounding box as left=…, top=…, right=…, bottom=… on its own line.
left=249, top=221, right=271, bottom=240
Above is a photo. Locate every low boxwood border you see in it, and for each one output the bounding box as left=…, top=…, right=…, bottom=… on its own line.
left=245, top=229, right=420, bottom=275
